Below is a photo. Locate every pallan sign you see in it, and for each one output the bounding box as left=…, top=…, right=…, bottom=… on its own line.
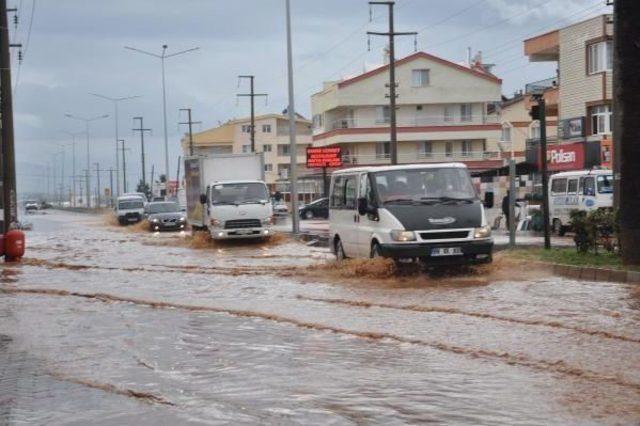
left=306, top=146, right=342, bottom=168
left=543, top=142, right=585, bottom=171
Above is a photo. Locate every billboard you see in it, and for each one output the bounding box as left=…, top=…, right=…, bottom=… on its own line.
left=558, top=117, right=585, bottom=140
left=306, top=146, right=342, bottom=168
left=544, top=142, right=585, bottom=171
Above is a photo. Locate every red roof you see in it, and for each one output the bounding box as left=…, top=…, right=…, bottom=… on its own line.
left=337, top=51, right=502, bottom=88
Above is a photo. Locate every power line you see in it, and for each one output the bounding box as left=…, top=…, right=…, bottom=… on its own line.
left=13, top=0, right=35, bottom=95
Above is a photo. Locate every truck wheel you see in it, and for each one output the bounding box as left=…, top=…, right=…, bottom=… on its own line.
left=335, top=239, right=347, bottom=261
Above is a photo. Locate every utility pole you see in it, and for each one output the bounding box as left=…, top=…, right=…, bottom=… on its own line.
left=94, top=162, right=101, bottom=208
left=175, top=156, right=181, bottom=195
left=132, top=117, right=151, bottom=189
left=108, top=168, right=114, bottom=206
left=1, top=0, right=19, bottom=231
left=285, top=0, right=299, bottom=234
left=90, top=93, right=141, bottom=199
left=367, top=1, right=417, bottom=165
left=179, top=108, right=201, bottom=156
left=65, top=113, right=109, bottom=208
left=237, top=75, right=268, bottom=153
left=125, top=44, right=199, bottom=194
left=613, top=0, right=640, bottom=264
left=119, top=139, right=128, bottom=193
left=150, top=164, right=155, bottom=199
left=531, top=95, right=551, bottom=250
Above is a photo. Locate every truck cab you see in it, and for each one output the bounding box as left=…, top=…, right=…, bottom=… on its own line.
left=202, top=180, right=273, bottom=239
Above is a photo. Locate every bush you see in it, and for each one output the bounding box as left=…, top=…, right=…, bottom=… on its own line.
left=569, top=208, right=617, bottom=254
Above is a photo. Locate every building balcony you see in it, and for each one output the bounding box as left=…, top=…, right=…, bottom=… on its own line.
left=524, top=30, right=559, bottom=62
left=342, top=150, right=502, bottom=166
left=326, top=115, right=498, bottom=131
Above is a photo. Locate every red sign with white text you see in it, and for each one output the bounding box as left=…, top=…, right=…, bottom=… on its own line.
left=306, top=146, right=342, bottom=168
left=539, top=142, right=585, bottom=171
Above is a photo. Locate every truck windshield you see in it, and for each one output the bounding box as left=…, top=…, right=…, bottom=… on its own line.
left=118, top=200, right=144, bottom=210
left=148, top=202, right=180, bottom=213
left=211, top=183, right=269, bottom=205
left=373, top=168, right=476, bottom=204
left=597, top=175, right=613, bottom=194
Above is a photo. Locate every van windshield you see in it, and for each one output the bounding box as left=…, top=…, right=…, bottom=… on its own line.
left=597, top=175, right=613, bottom=193
left=373, top=168, right=476, bottom=204
left=211, top=183, right=269, bottom=205
left=118, top=200, right=144, bottom=210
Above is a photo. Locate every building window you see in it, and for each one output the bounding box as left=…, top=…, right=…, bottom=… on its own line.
left=278, top=164, right=290, bottom=178
left=241, top=125, right=251, bottom=133
left=242, top=144, right=251, bottom=153
left=501, top=125, right=512, bottom=142
left=312, top=114, right=323, bottom=129
left=587, top=40, right=612, bottom=75
left=262, top=144, right=272, bottom=152
left=460, top=104, right=472, bottom=122
left=461, top=140, right=472, bottom=157
left=376, top=142, right=390, bottom=159
left=264, top=163, right=273, bottom=172
left=411, top=69, right=430, bottom=87
left=277, top=144, right=290, bottom=156
left=420, top=141, right=432, bottom=157
left=530, top=121, right=541, bottom=140
left=445, top=142, right=453, bottom=157
left=262, top=124, right=271, bottom=133
left=444, top=105, right=454, bottom=122
left=376, top=106, right=390, bottom=124
left=590, top=104, right=612, bottom=135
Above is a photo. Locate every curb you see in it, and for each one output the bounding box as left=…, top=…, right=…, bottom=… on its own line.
left=551, top=263, right=640, bottom=284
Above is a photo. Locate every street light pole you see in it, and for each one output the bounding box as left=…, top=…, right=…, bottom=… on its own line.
left=119, top=139, right=128, bottom=193
left=65, top=113, right=109, bottom=208
left=285, top=0, right=299, bottom=234
left=90, top=93, right=141, bottom=199
left=124, top=44, right=199, bottom=196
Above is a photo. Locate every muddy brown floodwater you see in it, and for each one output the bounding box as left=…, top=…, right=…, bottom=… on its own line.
left=1, top=210, right=640, bottom=424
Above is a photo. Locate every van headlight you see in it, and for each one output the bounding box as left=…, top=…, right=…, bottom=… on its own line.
left=474, top=225, right=492, bottom=239
left=390, top=230, right=416, bottom=242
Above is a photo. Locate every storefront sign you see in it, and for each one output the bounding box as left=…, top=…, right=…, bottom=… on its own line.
left=544, top=142, right=585, bottom=171
left=558, top=117, right=585, bottom=140
left=306, top=146, right=342, bottom=168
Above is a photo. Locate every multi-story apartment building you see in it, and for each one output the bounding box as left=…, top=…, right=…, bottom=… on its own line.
left=180, top=113, right=314, bottom=196
left=310, top=51, right=503, bottom=171
left=524, top=14, right=613, bottom=171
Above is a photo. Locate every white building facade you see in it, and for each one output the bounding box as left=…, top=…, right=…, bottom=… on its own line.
left=310, top=51, right=504, bottom=171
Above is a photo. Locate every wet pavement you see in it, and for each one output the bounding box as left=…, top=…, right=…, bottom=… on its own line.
left=1, top=210, right=640, bottom=425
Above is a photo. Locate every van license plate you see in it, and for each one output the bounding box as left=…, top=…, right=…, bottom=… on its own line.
left=431, top=247, right=462, bottom=257
left=236, top=229, right=252, bottom=235
left=127, top=218, right=138, bottom=222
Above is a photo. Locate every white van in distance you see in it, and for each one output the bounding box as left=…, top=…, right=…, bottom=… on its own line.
left=115, top=195, right=146, bottom=225
left=329, top=163, right=493, bottom=265
left=548, top=169, right=613, bottom=235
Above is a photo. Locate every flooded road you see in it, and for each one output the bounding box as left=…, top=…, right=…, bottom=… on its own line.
left=2, top=210, right=640, bottom=424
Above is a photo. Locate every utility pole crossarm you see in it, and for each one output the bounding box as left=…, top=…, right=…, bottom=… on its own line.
left=237, top=75, right=269, bottom=153
left=367, top=1, right=418, bottom=165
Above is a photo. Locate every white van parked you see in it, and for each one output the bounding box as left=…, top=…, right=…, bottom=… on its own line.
left=115, top=195, right=146, bottom=225
left=329, top=163, right=493, bottom=265
left=549, top=169, right=613, bottom=235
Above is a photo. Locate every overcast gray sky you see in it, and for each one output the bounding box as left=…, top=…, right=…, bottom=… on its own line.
left=11, top=0, right=611, bottom=195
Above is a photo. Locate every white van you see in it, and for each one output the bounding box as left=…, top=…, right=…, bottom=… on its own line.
left=329, top=163, right=493, bottom=265
left=549, top=169, right=613, bottom=235
left=116, top=195, right=146, bottom=225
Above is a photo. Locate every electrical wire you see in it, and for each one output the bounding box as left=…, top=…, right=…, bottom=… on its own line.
left=13, top=0, right=36, bottom=95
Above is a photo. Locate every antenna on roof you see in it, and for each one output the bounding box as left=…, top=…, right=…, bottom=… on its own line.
left=369, top=4, right=373, bottom=22
left=414, top=34, right=418, bottom=52
left=367, top=34, right=371, bottom=52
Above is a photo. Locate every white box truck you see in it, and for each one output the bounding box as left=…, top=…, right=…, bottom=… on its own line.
left=184, top=153, right=274, bottom=239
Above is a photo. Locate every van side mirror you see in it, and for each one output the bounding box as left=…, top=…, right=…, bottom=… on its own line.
left=357, top=197, right=367, bottom=215
left=199, top=194, right=207, bottom=205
